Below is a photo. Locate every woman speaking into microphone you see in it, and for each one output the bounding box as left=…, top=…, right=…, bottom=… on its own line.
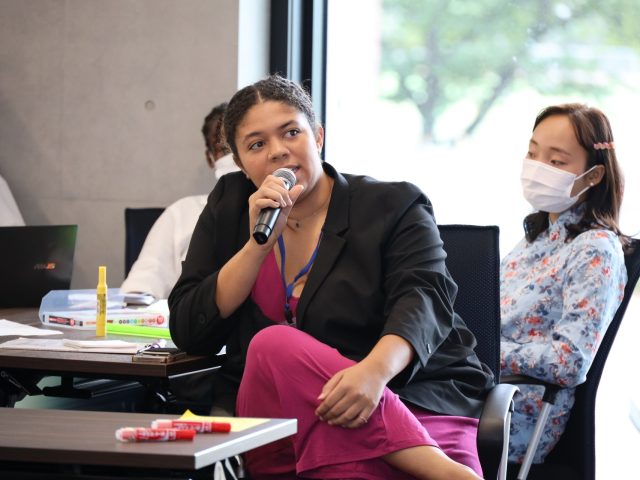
left=168, top=75, right=492, bottom=480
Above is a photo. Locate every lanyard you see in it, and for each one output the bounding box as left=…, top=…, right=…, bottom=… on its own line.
left=277, top=233, right=322, bottom=324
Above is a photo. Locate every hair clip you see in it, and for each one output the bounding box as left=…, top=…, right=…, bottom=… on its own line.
left=593, top=142, right=615, bottom=150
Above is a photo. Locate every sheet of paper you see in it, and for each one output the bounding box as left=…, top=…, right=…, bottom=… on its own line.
left=62, top=339, right=139, bottom=349
left=0, top=337, right=143, bottom=354
left=0, top=319, right=63, bottom=337
left=180, top=409, right=269, bottom=432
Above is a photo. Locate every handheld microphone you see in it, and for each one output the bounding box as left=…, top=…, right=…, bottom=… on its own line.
left=253, top=168, right=297, bottom=245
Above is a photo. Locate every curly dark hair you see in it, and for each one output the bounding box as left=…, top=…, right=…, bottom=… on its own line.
left=223, top=75, right=317, bottom=162
left=201, top=102, right=229, bottom=167
left=523, top=103, right=632, bottom=252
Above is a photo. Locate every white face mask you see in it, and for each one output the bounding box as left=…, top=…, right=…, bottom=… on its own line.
left=521, top=158, right=595, bottom=213
left=213, top=153, right=240, bottom=180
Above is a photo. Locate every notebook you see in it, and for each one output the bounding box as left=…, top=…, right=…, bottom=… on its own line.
left=0, top=225, right=78, bottom=308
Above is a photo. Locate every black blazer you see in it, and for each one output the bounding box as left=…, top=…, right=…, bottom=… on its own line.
left=169, top=163, right=494, bottom=417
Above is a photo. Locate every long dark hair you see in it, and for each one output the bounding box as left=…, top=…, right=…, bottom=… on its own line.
left=523, top=103, right=632, bottom=252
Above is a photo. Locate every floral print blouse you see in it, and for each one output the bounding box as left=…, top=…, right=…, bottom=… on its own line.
left=500, top=205, right=626, bottom=464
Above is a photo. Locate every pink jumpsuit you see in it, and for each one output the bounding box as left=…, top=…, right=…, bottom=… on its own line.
left=238, top=250, right=482, bottom=479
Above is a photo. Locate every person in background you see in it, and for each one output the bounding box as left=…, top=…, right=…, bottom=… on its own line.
left=0, top=173, right=25, bottom=226
left=120, top=102, right=239, bottom=299
left=169, top=75, right=493, bottom=480
left=500, top=103, right=630, bottom=465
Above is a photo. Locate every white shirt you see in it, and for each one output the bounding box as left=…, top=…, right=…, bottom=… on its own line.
left=120, top=195, right=207, bottom=299
left=0, top=174, right=25, bottom=226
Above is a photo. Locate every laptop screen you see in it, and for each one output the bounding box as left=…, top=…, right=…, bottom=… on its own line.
left=0, top=225, right=78, bottom=308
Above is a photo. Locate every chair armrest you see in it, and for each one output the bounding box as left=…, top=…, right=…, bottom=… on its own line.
left=499, top=376, right=567, bottom=478
left=501, top=374, right=562, bottom=404
left=477, top=383, right=519, bottom=480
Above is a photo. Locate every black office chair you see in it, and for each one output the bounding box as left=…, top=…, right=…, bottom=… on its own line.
left=438, top=224, right=519, bottom=480
left=124, top=207, right=165, bottom=275
left=124, top=207, right=224, bottom=414
left=502, top=238, right=640, bottom=480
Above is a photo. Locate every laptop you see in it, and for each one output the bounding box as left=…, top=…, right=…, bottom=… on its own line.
left=0, top=225, right=78, bottom=308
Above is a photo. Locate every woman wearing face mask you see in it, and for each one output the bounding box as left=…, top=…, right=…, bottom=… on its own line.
left=120, top=102, right=239, bottom=299
left=500, top=103, right=631, bottom=466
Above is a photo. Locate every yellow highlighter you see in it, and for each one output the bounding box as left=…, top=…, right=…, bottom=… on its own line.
left=96, top=265, right=107, bottom=337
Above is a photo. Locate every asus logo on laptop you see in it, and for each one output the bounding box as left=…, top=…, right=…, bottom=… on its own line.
left=0, top=225, right=77, bottom=307
left=34, top=263, right=57, bottom=270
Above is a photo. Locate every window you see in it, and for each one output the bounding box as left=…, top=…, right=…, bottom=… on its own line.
left=326, top=0, right=640, bottom=254
left=325, top=2, right=640, bottom=476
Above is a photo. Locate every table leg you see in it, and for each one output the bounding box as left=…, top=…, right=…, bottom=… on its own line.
left=0, top=370, right=42, bottom=407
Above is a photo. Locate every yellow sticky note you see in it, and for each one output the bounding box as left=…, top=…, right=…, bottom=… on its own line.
left=180, top=409, right=269, bottom=432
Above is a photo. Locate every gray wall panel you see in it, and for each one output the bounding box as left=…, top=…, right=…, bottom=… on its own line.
left=0, top=0, right=267, bottom=290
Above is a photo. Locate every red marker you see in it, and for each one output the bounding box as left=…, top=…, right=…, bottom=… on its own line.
left=115, top=427, right=196, bottom=442
left=151, top=419, right=232, bottom=433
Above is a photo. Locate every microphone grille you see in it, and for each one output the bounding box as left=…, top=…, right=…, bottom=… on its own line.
left=273, top=168, right=297, bottom=188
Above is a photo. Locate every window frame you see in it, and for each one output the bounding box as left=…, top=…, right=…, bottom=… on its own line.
left=270, top=0, right=328, bottom=127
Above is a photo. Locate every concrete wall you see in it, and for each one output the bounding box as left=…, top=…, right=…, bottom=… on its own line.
left=0, top=0, right=269, bottom=289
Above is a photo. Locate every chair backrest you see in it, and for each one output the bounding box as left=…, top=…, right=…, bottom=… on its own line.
left=124, top=207, right=165, bottom=275
left=540, top=239, right=640, bottom=479
left=438, top=225, right=501, bottom=377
